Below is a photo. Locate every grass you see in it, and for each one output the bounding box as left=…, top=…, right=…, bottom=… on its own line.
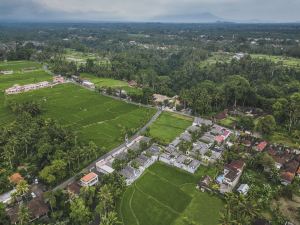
left=119, top=162, right=224, bottom=225
left=80, top=73, right=142, bottom=95
left=147, top=112, right=193, bottom=145
left=266, top=131, right=300, bottom=149
left=251, top=54, right=300, bottom=70
left=64, top=49, right=110, bottom=66
left=0, top=66, right=53, bottom=126
left=0, top=60, right=43, bottom=71
left=2, top=83, right=156, bottom=150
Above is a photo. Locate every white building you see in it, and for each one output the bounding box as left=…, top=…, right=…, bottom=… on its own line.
left=237, top=184, right=249, bottom=195
left=96, top=159, right=115, bottom=174
left=80, top=172, right=99, bottom=187
left=82, top=80, right=95, bottom=89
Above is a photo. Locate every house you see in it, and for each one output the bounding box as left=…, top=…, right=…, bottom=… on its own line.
left=214, top=110, right=228, bottom=120
left=187, top=159, right=201, bottom=173
left=82, top=80, right=95, bottom=89
left=233, top=52, right=246, bottom=60
left=80, top=172, right=99, bottom=187
left=170, top=138, right=181, bottom=148
left=198, top=175, right=212, bottom=191
left=193, top=117, right=212, bottom=127
left=128, top=80, right=138, bottom=87
left=153, top=94, right=171, bottom=105
left=254, top=141, right=268, bottom=152
left=136, top=154, right=155, bottom=170
left=220, top=160, right=245, bottom=193
left=180, top=132, right=192, bottom=142
left=159, top=153, right=172, bottom=164
left=119, top=166, right=140, bottom=185
left=147, top=144, right=160, bottom=157
left=0, top=70, right=13, bottom=75
left=187, top=125, right=200, bottom=133
left=53, top=75, right=65, bottom=83
left=237, top=184, right=249, bottom=195
left=215, top=135, right=224, bottom=145
left=280, top=171, right=295, bottom=185
left=174, top=154, right=188, bottom=168
left=96, top=159, right=115, bottom=174
left=192, top=141, right=209, bottom=155
left=7, top=196, right=49, bottom=224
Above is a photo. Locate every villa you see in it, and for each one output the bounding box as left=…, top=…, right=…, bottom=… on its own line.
left=80, top=172, right=99, bottom=187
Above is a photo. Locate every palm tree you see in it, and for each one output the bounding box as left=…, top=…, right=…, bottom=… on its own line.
left=15, top=180, right=29, bottom=198
left=99, top=211, right=119, bottom=225
left=44, top=191, right=56, bottom=212
left=17, top=204, right=30, bottom=225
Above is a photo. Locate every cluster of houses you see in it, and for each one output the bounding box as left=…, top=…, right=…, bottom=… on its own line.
left=5, top=75, right=65, bottom=95
left=75, top=136, right=161, bottom=188
left=159, top=117, right=233, bottom=174
left=0, top=173, right=50, bottom=224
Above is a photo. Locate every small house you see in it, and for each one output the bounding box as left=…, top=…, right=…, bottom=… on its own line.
left=198, top=175, right=212, bottom=191
left=237, top=184, right=249, bottom=195
left=80, top=172, right=99, bottom=187
left=254, top=141, right=268, bottom=152
left=96, top=159, right=115, bottom=174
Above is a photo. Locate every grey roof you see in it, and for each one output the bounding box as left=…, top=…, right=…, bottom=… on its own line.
left=115, top=152, right=128, bottom=160
left=147, top=144, right=160, bottom=155
left=194, top=117, right=213, bottom=126
left=180, top=132, right=192, bottom=142
left=136, top=155, right=150, bottom=166
left=200, top=133, right=215, bottom=143
left=170, top=138, right=181, bottom=147
left=176, top=155, right=188, bottom=164
left=119, top=166, right=135, bottom=179
left=165, top=145, right=176, bottom=153
left=160, top=153, right=171, bottom=160
left=192, top=141, right=209, bottom=155
left=189, top=159, right=201, bottom=169
left=187, top=125, right=200, bottom=133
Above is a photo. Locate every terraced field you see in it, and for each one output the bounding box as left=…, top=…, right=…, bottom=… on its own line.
left=147, top=112, right=193, bottom=144
left=119, top=162, right=223, bottom=225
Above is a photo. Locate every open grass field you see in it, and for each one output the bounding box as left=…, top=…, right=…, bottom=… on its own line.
left=119, top=162, right=223, bottom=225
left=64, top=49, right=110, bottom=66
left=0, top=60, right=43, bottom=71
left=251, top=54, right=300, bottom=70
left=147, top=112, right=193, bottom=145
left=0, top=62, right=52, bottom=125
left=80, top=73, right=142, bottom=95
left=3, top=84, right=155, bottom=150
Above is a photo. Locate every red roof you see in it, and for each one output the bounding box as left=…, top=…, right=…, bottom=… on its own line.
left=81, top=172, right=98, bottom=183
left=280, top=171, right=295, bottom=183
left=256, top=141, right=267, bottom=152
left=228, top=160, right=245, bottom=170
left=215, top=135, right=224, bottom=143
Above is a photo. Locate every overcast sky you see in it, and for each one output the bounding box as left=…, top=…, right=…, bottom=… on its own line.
left=0, top=0, right=300, bottom=23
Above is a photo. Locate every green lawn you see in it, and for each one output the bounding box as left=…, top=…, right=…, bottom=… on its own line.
left=119, top=162, right=224, bottom=225
left=0, top=69, right=53, bottom=126
left=4, top=84, right=155, bottom=150
left=147, top=112, right=193, bottom=145
left=80, top=73, right=142, bottom=95
left=0, top=60, right=42, bottom=71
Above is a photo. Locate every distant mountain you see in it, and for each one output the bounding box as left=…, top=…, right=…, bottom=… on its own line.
left=153, top=12, right=225, bottom=23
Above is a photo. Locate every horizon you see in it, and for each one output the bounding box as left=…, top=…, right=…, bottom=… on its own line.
left=1, top=0, right=300, bottom=23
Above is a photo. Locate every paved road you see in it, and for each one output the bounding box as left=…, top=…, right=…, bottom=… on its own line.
left=53, top=109, right=162, bottom=191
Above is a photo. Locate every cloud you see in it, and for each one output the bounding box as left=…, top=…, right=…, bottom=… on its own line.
left=0, top=0, right=299, bottom=22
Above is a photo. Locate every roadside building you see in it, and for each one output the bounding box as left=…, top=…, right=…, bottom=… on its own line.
left=96, top=159, right=115, bottom=174
left=80, top=172, right=99, bottom=187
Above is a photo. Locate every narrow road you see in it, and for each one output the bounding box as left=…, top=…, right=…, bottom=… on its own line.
left=53, top=109, right=162, bottom=191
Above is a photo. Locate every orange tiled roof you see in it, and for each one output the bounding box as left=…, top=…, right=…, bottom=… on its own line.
left=81, top=172, right=97, bottom=183
left=9, top=173, right=24, bottom=184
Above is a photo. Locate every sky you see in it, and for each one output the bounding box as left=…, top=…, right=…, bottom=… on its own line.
left=0, top=0, right=300, bottom=23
